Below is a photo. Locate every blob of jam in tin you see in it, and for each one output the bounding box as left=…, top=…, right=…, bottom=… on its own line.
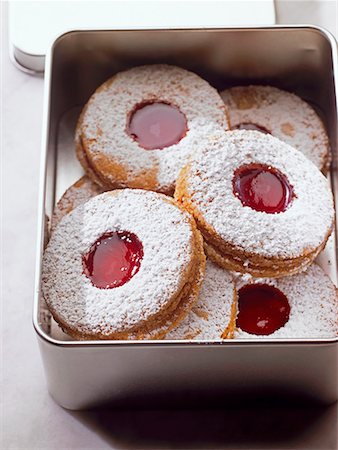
left=83, top=231, right=143, bottom=289
left=236, top=283, right=290, bottom=335
left=128, top=102, right=187, bottom=150
left=233, top=163, right=294, bottom=214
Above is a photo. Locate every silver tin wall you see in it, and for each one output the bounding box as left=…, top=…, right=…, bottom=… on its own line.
left=34, top=27, right=338, bottom=410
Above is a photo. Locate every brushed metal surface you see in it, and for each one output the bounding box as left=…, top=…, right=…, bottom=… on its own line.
left=34, top=27, right=338, bottom=409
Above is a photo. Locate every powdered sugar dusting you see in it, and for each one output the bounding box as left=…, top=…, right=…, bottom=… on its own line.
left=234, top=264, right=338, bottom=338
left=51, top=176, right=104, bottom=233
left=166, top=260, right=235, bottom=340
left=42, top=190, right=196, bottom=337
left=77, top=64, right=229, bottom=193
left=221, top=85, right=330, bottom=171
left=186, top=129, right=334, bottom=258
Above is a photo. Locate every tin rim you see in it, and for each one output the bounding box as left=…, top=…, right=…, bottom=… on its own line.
left=34, top=25, right=338, bottom=348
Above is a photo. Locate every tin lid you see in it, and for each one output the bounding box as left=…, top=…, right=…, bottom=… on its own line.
left=9, top=0, right=275, bottom=73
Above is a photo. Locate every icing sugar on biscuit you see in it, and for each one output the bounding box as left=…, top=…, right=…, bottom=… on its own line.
left=234, top=264, right=338, bottom=338
left=76, top=64, right=229, bottom=194
left=221, top=85, right=330, bottom=172
left=42, top=189, right=205, bottom=339
left=167, top=261, right=236, bottom=340
left=51, top=176, right=104, bottom=233
left=175, top=129, right=334, bottom=277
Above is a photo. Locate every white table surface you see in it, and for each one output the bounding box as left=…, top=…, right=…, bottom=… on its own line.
left=2, top=1, right=338, bottom=449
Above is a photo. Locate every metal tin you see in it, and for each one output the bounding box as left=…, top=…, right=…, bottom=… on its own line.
left=34, top=27, right=338, bottom=410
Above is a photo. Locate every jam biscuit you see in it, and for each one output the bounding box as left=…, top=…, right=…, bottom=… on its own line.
left=51, top=176, right=104, bottom=233
left=233, top=264, right=338, bottom=338
left=175, top=129, right=334, bottom=278
left=166, top=260, right=237, bottom=340
left=76, top=64, right=229, bottom=195
left=42, top=189, right=205, bottom=340
left=221, top=85, right=330, bottom=172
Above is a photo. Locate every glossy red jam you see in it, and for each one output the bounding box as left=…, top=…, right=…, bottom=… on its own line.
left=233, top=122, right=270, bottom=134
left=83, top=231, right=143, bottom=289
left=236, top=284, right=290, bottom=335
left=233, top=164, right=293, bottom=214
left=128, top=102, right=187, bottom=150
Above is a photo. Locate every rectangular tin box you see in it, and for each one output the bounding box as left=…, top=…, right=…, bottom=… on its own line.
left=34, top=27, right=338, bottom=410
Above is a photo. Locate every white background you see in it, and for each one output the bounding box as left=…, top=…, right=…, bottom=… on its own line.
left=2, top=1, right=338, bottom=449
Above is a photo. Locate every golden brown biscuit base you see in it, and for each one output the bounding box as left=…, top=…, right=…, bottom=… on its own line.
left=75, top=102, right=114, bottom=189
left=51, top=176, right=104, bottom=234
left=77, top=135, right=164, bottom=193
left=175, top=164, right=334, bottom=278
left=76, top=137, right=108, bottom=189
left=220, top=292, right=238, bottom=339
left=47, top=194, right=206, bottom=340
left=205, top=241, right=314, bottom=279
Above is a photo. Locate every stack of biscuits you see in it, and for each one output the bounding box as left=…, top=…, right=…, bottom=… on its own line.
left=42, top=64, right=338, bottom=341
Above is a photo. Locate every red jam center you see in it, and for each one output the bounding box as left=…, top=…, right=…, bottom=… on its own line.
left=233, top=122, right=270, bottom=134
left=128, top=102, right=187, bottom=150
left=236, top=284, right=290, bottom=335
left=233, top=164, right=293, bottom=214
left=82, top=231, right=143, bottom=289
